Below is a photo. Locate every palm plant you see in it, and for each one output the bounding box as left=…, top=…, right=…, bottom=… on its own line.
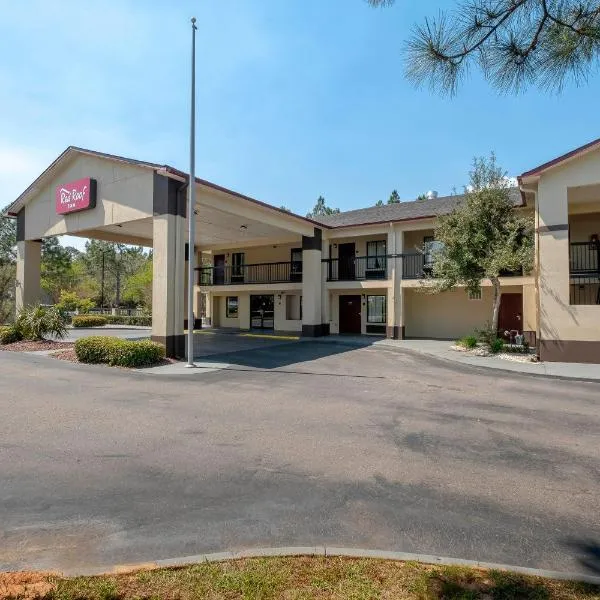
left=16, top=304, right=68, bottom=340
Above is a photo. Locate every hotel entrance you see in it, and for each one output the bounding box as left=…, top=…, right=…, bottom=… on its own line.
left=250, top=295, right=275, bottom=330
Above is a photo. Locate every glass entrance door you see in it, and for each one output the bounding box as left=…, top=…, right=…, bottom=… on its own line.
left=250, top=295, right=275, bottom=330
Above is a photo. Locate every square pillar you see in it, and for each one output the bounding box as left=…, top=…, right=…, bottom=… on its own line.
left=15, top=240, right=41, bottom=312
left=302, top=227, right=328, bottom=336
left=151, top=173, right=186, bottom=358
left=386, top=227, right=404, bottom=339
left=321, top=239, right=330, bottom=330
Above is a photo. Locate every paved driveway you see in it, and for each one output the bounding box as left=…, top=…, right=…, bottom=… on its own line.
left=0, top=342, right=598, bottom=576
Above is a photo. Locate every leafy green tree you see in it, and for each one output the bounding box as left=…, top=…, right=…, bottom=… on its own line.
left=0, top=207, right=16, bottom=322
left=368, top=0, right=600, bottom=93
left=388, top=190, right=400, bottom=204
left=279, top=206, right=292, bottom=212
left=306, top=196, right=340, bottom=218
left=84, top=241, right=147, bottom=307
left=41, top=237, right=74, bottom=302
left=430, top=154, right=534, bottom=334
left=416, top=193, right=428, bottom=201
left=122, top=259, right=153, bottom=308
left=375, top=199, right=384, bottom=206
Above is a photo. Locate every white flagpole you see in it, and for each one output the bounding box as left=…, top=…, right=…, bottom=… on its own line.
left=186, top=17, right=197, bottom=367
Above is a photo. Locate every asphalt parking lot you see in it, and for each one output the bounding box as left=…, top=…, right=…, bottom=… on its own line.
left=1, top=339, right=598, bottom=576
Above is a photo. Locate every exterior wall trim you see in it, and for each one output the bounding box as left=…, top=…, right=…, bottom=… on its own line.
left=539, top=339, right=600, bottom=363
left=537, top=223, right=569, bottom=233
left=152, top=334, right=186, bottom=359
left=302, top=323, right=330, bottom=337
left=153, top=172, right=186, bottom=217
left=16, top=209, right=25, bottom=242
left=302, top=227, right=323, bottom=250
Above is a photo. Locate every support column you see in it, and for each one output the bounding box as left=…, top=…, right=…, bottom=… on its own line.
left=321, top=238, right=330, bottom=332
left=15, top=209, right=41, bottom=313
left=302, top=227, right=328, bottom=336
left=151, top=173, right=186, bottom=358
left=386, top=226, right=404, bottom=339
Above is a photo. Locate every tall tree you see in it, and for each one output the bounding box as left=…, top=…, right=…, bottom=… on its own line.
left=0, top=207, right=16, bottom=264
left=84, top=241, right=147, bottom=307
left=306, top=195, right=340, bottom=218
left=41, top=237, right=74, bottom=302
left=388, top=189, right=401, bottom=204
left=368, top=0, right=600, bottom=93
left=430, top=154, right=534, bottom=334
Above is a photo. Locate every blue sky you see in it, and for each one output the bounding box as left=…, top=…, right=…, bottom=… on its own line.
left=1, top=0, right=599, bottom=247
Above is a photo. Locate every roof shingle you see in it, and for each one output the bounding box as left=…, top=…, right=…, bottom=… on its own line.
left=313, top=188, right=523, bottom=228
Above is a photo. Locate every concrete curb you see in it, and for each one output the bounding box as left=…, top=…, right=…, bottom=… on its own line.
left=73, top=547, right=600, bottom=584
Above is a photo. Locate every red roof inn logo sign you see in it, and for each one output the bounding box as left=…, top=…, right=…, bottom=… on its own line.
left=55, top=177, right=97, bottom=214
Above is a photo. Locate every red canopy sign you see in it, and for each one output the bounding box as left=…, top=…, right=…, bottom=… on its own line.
left=55, top=177, right=97, bottom=214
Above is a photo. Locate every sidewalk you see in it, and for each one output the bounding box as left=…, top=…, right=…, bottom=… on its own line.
left=316, top=336, right=600, bottom=382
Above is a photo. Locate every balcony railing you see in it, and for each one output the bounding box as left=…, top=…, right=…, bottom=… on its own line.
left=570, top=241, right=600, bottom=276
left=325, top=256, right=389, bottom=281
left=198, top=261, right=301, bottom=286
left=401, top=253, right=432, bottom=280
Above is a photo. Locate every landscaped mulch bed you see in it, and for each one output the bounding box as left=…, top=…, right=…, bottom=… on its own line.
left=0, top=557, right=597, bottom=600
left=0, top=340, right=74, bottom=352
left=51, top=348, right=179, bottom=369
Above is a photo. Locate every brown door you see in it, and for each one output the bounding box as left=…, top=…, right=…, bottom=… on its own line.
left=338, top=243, right=356, bottom=280
left=213, top=254, right=226, bottom=285
left=339, top=295, right=362, bottom=334
left=498, top=293, right=523, bottom=336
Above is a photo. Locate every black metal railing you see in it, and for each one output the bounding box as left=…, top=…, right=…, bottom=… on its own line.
left=325, top=256, right=389, bottom=281
left=570, top=241, right=600, bottom=276
left=401, top=253, right=432, bottom=280
left=570, top=277, right=600, bottom=305
left=197, top=261, right=300, bottom=285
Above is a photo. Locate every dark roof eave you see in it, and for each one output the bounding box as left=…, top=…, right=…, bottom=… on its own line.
left=519, top=136, right=600, bottom=179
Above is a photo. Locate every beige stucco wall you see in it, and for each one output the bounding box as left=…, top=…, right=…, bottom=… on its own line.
left=208, top=243, right=301, bottom=266
left=403, top=229, right=434, bottom=252
left=536, top=147, right=600, bottom=343
left=328, top=234, right=388, bottom=259
left=211, top=292, right=302, bottom=332
left=328, top=288, right=388, bottom=335
left=23, top=154, right=154, bottom=241
left=569, top=212, right=600, bottom=242
left=404, top=285, right=524, bottom=339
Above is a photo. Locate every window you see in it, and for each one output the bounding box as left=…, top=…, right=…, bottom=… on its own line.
left=231, top=253, right=245, bottom=282
left=290, top=248, right=302, bottom=281
left=286, top=295, right=302, bottom=320
left=367, top=295, right=386, bottom=323
left=467, top=288, right=482, bottom=301
left=226, top=296, right=239, bottom=318
left=366, top=240, right=387, bottom=271
left=423, top=236, right=444, bottom=266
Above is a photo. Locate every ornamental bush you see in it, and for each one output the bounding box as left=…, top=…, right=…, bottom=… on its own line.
left=74, top=336, right=121, bottom=363
left=107, top=339, right=165, bottom=367
left=104, top=315, right=152, bottom=326
left=74, top=336, right=165, bottom=367
left=457, top=335, right=477, bottom=349
left=72, top=315, right=108, bottom=328
left=16, top=304, right=67, bottom=340
left=0, top=325, right=23, bottom=345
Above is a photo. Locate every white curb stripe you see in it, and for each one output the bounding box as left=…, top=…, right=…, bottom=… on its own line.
left=71, top=546, right=600, bottom=585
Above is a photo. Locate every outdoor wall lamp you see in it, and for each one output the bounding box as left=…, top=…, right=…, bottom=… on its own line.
left=239, top=224, right=248, bottom=231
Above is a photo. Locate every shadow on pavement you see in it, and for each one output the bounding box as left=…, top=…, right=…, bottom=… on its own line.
left=565, top=538, right=600, bottom=577
left=196, top=339, right=377, bottom=370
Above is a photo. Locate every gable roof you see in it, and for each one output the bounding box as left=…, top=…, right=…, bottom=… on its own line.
left=313, top=187, right=524, bottom=228
left=519, top=137, right=600, bottom=181
left=6, top=146, right=325, bottom=229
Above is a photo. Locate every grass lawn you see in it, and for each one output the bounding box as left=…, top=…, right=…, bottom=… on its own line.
left=2, top=557, right=599, bottom=600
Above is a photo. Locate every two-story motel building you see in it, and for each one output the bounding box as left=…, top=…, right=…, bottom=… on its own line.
left=8, top=137, right=600, bottom=363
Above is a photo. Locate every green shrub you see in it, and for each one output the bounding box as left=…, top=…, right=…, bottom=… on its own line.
left=0, top=325, right=23, bottom=345
left=107, top=339, right=165, bottom=367
left=72, top=315, right=108, bottom=328
left=56, top=291, right=96, bottom=314
left=74, top=336, right=165, bottom=367
left=17, top=304, right=67, bottom=340
left=489, top=337, right=504, bottom=354
left=74, top=336, right=122, bottom=363
left=457, top=335, right=477, bottom=349
left=103, top=315, right=152, bottom=326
